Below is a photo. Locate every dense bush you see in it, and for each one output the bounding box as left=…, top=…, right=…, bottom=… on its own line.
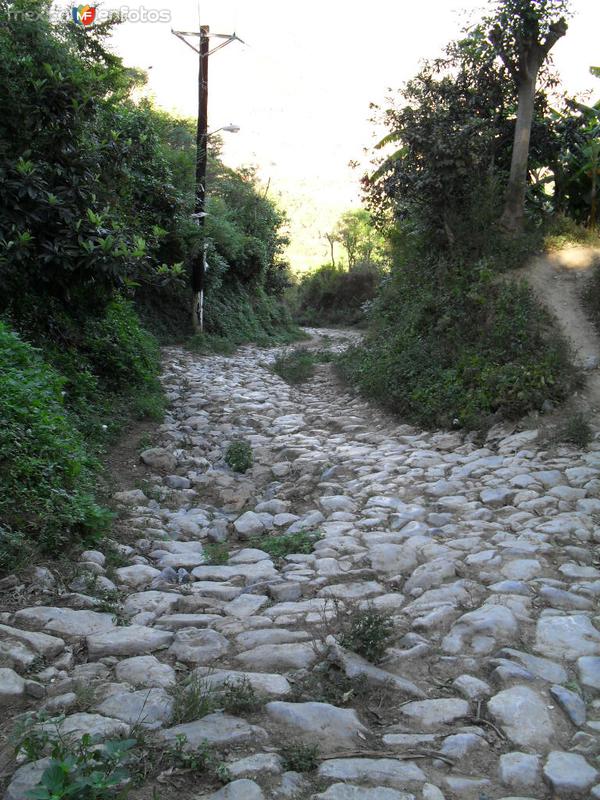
left=293, top=262, right=381, bottom=326
left=225, top=440, right=253, bottom=473
left=273, top=348, right=317, bottom=384
left=339, top=251, right=579, bottom=429
left=0, top=322, right=110, bottom=555
left=0, top=3, right=298, bottom=567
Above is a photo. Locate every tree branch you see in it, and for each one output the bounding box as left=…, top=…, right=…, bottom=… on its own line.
left=539, top=18, right=568, bottom=60
left=489, top=25, right=519, bottom=82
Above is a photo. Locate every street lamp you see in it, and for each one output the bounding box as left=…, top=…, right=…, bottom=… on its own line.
left=210, top=124, right=240, bottom=135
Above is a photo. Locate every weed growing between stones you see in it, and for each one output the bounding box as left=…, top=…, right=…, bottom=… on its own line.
left=280, top=742, right=320, bottom=772
left=560, top=412, right=593, bottom=447
left=202, top=543, right=230, bottom=566
left=248, top=530, right=322, bottom=560
left=317, top=599, right=394, bottom=664
left=221, top=676, right=263, bottom=714
left=13, top=714, right=137, bottom=800
left=273, top=348, right=317, bottom=384
left=169, top=675, right=263, bottom=724
left=224, top=439, right=254, bottom=473
left=169, top=676, right=215, bottom=724
left=164, top=734, right=231, bottom=784
left=291, top=664, right=372, bottom=707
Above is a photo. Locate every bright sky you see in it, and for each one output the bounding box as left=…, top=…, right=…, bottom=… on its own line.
left=106, top=0, right=600, bottom=269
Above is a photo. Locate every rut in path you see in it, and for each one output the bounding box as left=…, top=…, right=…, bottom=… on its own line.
left=522, top=245, right=600, bottom=413
left=1, top=328, right=600, bottom=800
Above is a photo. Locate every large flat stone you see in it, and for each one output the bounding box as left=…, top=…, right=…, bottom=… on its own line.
left=314, top=786, right=415, bottom=800
left=488, top=686, right=555, bottom=750
left=400, top=698, right=469, bottom=729
left=96, top=688, right=173, bottom=729
left=0, top=668, right=26, bottom=704
left=13, top=607, right=115, bottom=638
left=318, top=758, right=426, bottom=788
left=543, top=751, right=598, bottom=794
left=115, top=655, right=176, bottom=689
left=535, top=615, right=600, bottom=660
left=0, top=624, right=65, bottom=658
left=266, top=701, right=367, bottom=750
left=201, top=780, right=265, bottom=800
left=87, top=626, right=173, bottom=658
left=44, top=712, right=130, bottom=739
left=4, top=759, right=51, bottom=800
left=168, top=628, right=229, bottom=664
left=159, top=713, right=267, bottom=748
left=235, top=642, right=318, bottom=672
left=193, top=668, right=291, bottom=698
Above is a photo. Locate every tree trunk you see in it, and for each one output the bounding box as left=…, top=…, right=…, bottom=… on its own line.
left=499, top=75, right=537, bottom=234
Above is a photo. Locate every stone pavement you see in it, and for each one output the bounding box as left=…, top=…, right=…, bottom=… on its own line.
left=2, top=330, right=600, bottom=799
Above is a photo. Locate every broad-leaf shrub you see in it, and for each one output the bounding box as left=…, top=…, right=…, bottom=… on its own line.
left=0, top=322, right=110, bottom=554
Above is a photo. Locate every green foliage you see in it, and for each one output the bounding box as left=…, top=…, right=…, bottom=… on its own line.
left=0, top=322, right=111, bottom=555
left=169, top=675, right=262, bottom=725
left=332, top=209, right=387, bottom=269
left=13, top=714, right=137, bottom=800
left=169, top=676, right=215, bottom=725
left=337, top=603, right=394, bottom=664
left=292, top=263, right=381, bottom=326
left=202, top=543, right=230, bottom=566
left=225, top=440, right=253, bottom=473
left=339, top=252, right=578, bottom=428
left=558, top=412, right=594, bottom=447
left=0, top=527, right=30, bottom=574
left=273, top=348, right=317, bottom=384
left=248, top=530, right=322, bottom=559
left=281, top=742, right=320, bottom=773
left=291, top=666, right=371, bottom=707
left=221, top=677, right=262, bottom=714
left=165, top=735, right=230, bottom=783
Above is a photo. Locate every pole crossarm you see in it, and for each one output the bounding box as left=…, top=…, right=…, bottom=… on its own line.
left=171, top=30, right=244, bottom=56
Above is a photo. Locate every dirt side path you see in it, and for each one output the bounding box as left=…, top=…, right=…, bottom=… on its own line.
left=522, top=245, right=600, bottom=412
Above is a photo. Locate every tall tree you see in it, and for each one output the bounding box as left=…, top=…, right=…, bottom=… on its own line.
left=335, top=209, right=383, bottom=269
left=489, top=0, right=569, bottom=233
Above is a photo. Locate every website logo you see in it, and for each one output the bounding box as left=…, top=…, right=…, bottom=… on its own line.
left=72, top=5, right=96, bottom=26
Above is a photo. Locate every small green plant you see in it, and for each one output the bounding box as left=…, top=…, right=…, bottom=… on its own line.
left=291, top=666, right=371, bottom=707
left=281, top=742, right=320, bottom=772
left=0, top=526, right=31, bottom=574
left=28, top=735, right=137, bottom=800
left=248, top=530, right=322, bottom=560
left=560, top=412, right=593, bottom=447
left=101, top=542, right=129, bottom=577
left=73, top=682, right=99, bottom=713
left=202, top=543, right=230, bottom=566
left=187, top=333, right=237, bottom=356
left=313, top=348, right=335, bottom=363
left=12, top=713, right=54, bottom=761
left=13, top=715, right=137, bottom=800
left=224, top=440, right=253, bottom=473
left=165, top=735, right=230, bottom=783
left=138, top=432, right=154, bottom=452
left=221, top=677, right=262, bottom=714
left=169, top=676, right=216, bottom=724
left=336, top=602, right=393, bottom=664
left=273, top=349, right=316, bottom=384
left=563, top=680, right=583, bottom=695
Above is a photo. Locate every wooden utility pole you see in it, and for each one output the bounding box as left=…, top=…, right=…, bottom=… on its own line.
left=193, top=25, right=209, bottom=333
left=171, top=26, right=242, bottom=331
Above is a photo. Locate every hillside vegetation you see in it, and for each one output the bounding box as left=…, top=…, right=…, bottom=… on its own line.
left=0, top=1, right=297, bottom=562
left=334, top=1, right=600, bottom=429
